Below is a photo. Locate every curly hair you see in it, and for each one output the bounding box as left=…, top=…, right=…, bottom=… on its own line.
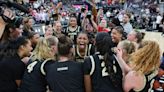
left=130, top=40, right=160, bottom=74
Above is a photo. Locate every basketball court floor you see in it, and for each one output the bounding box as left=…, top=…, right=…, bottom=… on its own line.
left=143, top=31, right=164, bottom=55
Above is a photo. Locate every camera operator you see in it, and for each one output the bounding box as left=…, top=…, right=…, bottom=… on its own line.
left=77, top=6, right=87, bottom=26
left=0, top=9, right=23, bottom=44
left=81, top=11, right=98, bottom=45
left=0, top=8, right=15, bottom=39
left=0, top=1, right=32, bottom=92
left=0, top=0, right=29, bottom=38
left=82, top=11, right=98, bottom=33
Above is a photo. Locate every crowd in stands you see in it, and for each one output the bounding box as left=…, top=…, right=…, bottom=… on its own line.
left=0, top=0, right=164, bottom=92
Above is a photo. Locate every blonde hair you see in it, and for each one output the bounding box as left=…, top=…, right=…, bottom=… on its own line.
left=130, top=40, right=160, bottom=74
left=119, top=40, right=136, bottom=55
left=31, top=36, right=58, bottom=61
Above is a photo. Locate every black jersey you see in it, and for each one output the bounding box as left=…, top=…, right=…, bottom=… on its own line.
left=74, top=44, right=95, bottom=62
left=83, top=53, right=124, bottom=92
left=19, top=59, right=53, bottom=92
left=130, top=70, right=158, bottom=92
left=0, top=54, right=25, bottom=92
left=63, top=26, right=81, bottom=43
left=46, top=61, right=84, bottom=92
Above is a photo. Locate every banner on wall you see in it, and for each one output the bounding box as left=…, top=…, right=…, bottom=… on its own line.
left=72, top=5, right=88, bottom=12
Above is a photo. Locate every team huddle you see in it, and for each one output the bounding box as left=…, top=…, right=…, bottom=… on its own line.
left=0, top=0, right=164, bottom=92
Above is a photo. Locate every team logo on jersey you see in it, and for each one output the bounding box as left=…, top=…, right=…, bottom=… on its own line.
left=57, top=67, right=68, bottom=71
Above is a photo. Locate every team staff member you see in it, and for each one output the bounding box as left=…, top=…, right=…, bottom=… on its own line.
left=0, top=36, right=32, bottom=92
left=46, top=35, right=84, bottom=92
left=0, top=8, right=16, bottom=39
left=84, top=32, right=123, bottom=92
left=19, top=36, right=58, bottom=92
left=0, top=19, right=23, bottom=44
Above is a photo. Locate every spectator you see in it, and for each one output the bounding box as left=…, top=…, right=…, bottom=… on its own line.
left=161, top=14, right=164, bottom=36
left=44, top=25, right=54, bottom=38
left=98, top=19, right=110, bottom=32
left=109, top=17, right=122, bottom=29
left=82, top=11, right=98, bottom=33
left=108, top=17, right=122, bottom=35
left=32, top=9, right=41, bottom=24
left=96, top=8, right=104, bottom=24
left=39, top=6, right=47, bottom=23
left=53, top=21, right=64, bottom=37
left=27, top=31, right=40, bottom=49
left=156, top=13, right=163, bottom=32
left=23, top=17, right=34, bottom=37
left=117, top=10, right=124, bottom=22
left=122, top=13, right=133, bottom=34
left=77, top=6, right=87, bottom=26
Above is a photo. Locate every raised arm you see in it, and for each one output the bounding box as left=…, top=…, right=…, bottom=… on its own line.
left=91, top=16, right=98, bottom=32
left=115, top=48, right=131, bottom=75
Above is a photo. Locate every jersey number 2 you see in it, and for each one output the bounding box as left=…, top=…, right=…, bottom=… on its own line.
left=101, top=61, right=109, bottom=77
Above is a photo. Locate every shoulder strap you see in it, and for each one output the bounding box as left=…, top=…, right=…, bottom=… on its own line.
left=64, top=27, right=68, bottom=34
left=40, top=58, right=53, bottom=76
left=89, top=56, right=95, bottom=75
left=88, top=44, right=92, bottom=56
left=66, top=27, right=69, bottom=33
left=73, top=45, right=76, bottom=57
left=77, top=26, right=80, bottom=32
left=146, top=69, right=158, bottom=81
